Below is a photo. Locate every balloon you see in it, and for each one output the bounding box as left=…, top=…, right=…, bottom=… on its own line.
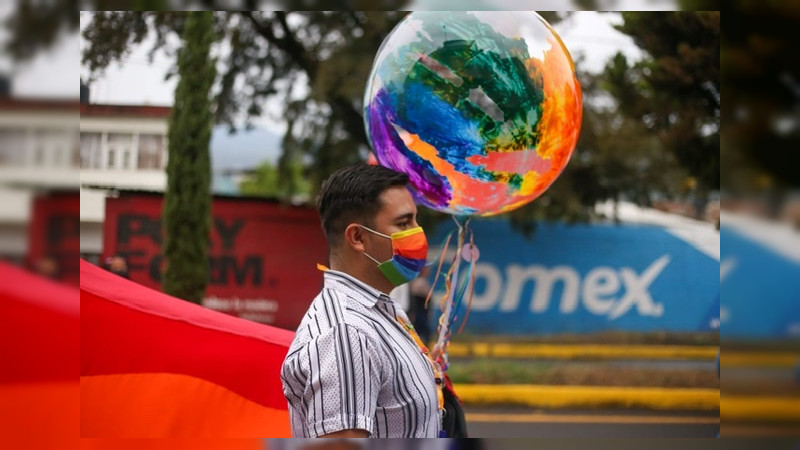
left=364, top=11, right=582, bottom=217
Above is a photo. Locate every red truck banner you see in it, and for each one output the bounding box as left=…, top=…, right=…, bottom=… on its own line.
left=103, top=191, right=328, bottom=330
left=27, top=191, right=80, bottom=287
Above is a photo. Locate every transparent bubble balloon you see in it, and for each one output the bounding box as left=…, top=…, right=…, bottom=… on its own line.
left=364, top=11, right=583, bottom=217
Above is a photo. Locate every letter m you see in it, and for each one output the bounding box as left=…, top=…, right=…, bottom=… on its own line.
left=501, top=264, right=580, bottom=313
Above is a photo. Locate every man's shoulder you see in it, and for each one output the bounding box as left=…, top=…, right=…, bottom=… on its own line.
left=289, top=288, right=380, bottom=348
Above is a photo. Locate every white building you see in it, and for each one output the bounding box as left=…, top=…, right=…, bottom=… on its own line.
left=79, top=100, right=172, bottom=260
left=2, top=83, right=279, bottom=265
left=0, top=95, right=80, bottom=263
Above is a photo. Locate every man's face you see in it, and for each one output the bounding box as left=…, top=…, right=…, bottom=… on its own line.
left=366, top=185, right=419, bottom=262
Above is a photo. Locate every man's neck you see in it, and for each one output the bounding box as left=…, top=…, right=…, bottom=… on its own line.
left=330, top=257, right=393, bottom=295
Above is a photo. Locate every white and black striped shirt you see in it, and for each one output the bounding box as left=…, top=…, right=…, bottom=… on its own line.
left=280, top=270, right=441, bottom=438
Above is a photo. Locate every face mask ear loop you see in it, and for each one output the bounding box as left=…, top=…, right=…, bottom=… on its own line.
left=362, top=251, right=382, bottom=265
left=358, top=224, right=391, bottom=239
left=359, top=224, right=390, bottom=265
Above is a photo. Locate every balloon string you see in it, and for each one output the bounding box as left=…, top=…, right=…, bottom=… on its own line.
left=435, top=216, right=473, bottom=366
left=458, top=230, right=477, bottom=335
left=435, top=216, right=467, bottom=359
left=450, top=227, right=475, bottom=332
left=425, top=231, right=453, bottom=310
left=450, top=240, right=473, bottom=323
left=441, top=219, right=465, bottom=313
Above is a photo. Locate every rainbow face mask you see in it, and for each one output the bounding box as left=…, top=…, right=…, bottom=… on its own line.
left=360, top=225, right=428, bottom=286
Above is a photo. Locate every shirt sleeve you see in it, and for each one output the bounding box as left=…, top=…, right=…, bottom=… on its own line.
left=293, top=323, right=380, bottom=437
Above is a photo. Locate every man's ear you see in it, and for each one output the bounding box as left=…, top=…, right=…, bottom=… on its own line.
left=343, top=223, right=367, bottom=253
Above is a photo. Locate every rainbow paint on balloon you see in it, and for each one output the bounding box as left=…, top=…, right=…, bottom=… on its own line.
left=364, top=11, right=582, bottom=217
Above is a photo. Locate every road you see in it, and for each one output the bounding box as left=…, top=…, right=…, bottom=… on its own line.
left=464, top=406, right=720, bottom=438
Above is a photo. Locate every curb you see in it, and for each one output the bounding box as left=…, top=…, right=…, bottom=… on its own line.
left=447, top=343, right=719, bottom=360
left=721, top=396, right=800, bottom=423
left=721, top=352, right=799, bottom=368
left=453, top=384, right=719, bottom=411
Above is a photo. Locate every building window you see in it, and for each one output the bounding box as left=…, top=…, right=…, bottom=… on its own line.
left=137, top=133, right=165, bottom=170
left=33, top=144, right=46, bottom=166
left=80, top=132, right=103, bottom=169
left=71, top=131, right=80, bottom=168
left=0, top=128, right=28, bottom=166
left=106, top=133, right=133, bottom=170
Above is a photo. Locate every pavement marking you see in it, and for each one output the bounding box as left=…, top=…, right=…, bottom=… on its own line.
left=454, top=384, right=720, bottom=411
left=466, top=413, right=720, bottom=424
left=721, top=396, right=800, bottom=422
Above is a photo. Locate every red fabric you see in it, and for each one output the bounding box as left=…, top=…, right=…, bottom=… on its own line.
left=80, top=259, right=295, bottom=410
left=0, top=261, right=79, bottom=383
left=0, top=261, right=80, bottom=441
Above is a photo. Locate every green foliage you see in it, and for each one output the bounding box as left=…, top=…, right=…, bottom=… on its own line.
left=80, top=9, right=411, bottom=196
left=677, top=0, right=722, bottom=10
left=718, top=3, right=800, bottom=193
left=4, top=0, right=78, bottom=61
left=239, top=159, right=311, bottom=201
left=162, top=11, right=216, bottom=303
left=605, top=12, right=720, bottom=194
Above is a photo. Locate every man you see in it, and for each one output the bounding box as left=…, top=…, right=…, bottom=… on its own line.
left=105, top=255, right=130, bottom=279
left=281, top=164, right=442, bottom=438
left=408, top=266, right=433, bottom=344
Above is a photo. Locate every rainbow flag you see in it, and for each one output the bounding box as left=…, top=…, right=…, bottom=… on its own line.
left=0, top=261, right=79, bottom=447
left=80, top=259, right=293, bottom=438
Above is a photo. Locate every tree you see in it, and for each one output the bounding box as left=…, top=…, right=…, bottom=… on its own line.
left=716, top=2, right=800, bottom=197
left=239, top=159, right=311, bottom=202
left=162, top=11, right=216, bottom=303
left=602, top=12, right=720, bottom=208
left=80, top=8, right=410, bottom=194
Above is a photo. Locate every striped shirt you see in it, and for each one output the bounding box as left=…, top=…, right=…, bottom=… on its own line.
left=280, top=270, right=441, bottom=438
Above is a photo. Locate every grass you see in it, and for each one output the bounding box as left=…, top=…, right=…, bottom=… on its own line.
left=447, top=331, right=720, bottom=347
left=446, top=359, right=720, bottom=389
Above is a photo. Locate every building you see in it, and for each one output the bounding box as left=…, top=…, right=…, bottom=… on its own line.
left=79, top=90, right=172, bottom=262
left=0, top=80, right=80, bottom=280
left=1, top=79, right=281, bottom=281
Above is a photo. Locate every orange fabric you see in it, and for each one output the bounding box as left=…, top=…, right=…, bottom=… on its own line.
left=0, top=381, right=79, bottom=446
left=80, top=439, right=265, bottom=450
left=81, top=373, right=291, bottom=438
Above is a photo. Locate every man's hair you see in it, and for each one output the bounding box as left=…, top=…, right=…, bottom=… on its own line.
left=317, top=164, right=409, bottom=247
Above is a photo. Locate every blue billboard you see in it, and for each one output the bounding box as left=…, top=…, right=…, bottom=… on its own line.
left=426, top=219, right=720, bottom=335
left=720, top=223, right=800, bottom=339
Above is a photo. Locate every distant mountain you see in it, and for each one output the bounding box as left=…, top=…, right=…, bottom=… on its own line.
left=210, top=126, right=282, bottom=172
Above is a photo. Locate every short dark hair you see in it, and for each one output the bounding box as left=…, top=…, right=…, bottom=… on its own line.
left=317, top=164, right=409, bottom=247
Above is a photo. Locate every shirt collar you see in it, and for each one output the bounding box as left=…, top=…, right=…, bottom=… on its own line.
left=323, top=269, right=392, bottom=308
